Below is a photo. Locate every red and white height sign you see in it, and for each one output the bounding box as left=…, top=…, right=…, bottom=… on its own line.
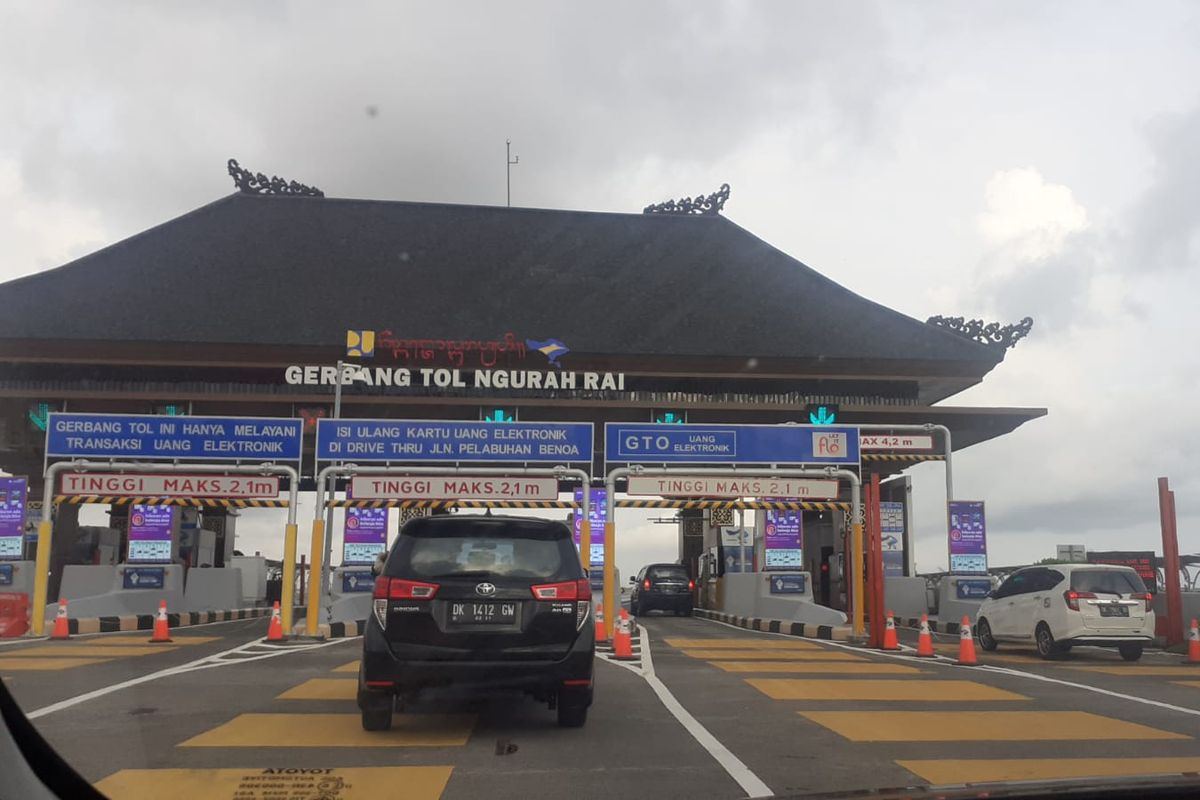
left=859, top=434, right=934, bottom=451
left=350, top=475, right=559, bottom=501
left=626, top=476, right=839, bottom=499
left=60, top=473, right=281, bottom=499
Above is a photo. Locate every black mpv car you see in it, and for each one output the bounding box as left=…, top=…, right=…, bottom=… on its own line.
left=358, top=515, right=595, bottom=730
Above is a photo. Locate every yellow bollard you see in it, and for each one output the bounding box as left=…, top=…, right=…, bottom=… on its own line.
left=279, top=522, right=298, bottom=635
left=304, top=519, right=325, bottom=637
left=30, top=520, right=53, bottom=636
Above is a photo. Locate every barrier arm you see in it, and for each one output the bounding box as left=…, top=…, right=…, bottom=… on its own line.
left=31, top=460, right=299, bottom=637
left=305, top=464, right=589, bottom=639
left=604, top=466, right=863, bottom=640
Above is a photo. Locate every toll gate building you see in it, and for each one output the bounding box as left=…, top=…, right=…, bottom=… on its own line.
left=0, top=166, right=1044, bottom=629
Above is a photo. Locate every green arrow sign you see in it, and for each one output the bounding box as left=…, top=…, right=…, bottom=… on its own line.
left=808, top=405, right=837, bottom=425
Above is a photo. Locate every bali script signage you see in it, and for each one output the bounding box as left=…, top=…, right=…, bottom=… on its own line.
left=293, top=330, right=622, bottom=390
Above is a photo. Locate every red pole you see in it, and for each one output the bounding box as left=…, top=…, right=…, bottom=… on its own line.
left=1158, top=477, right=1184, bottom=647
left=870, top=472, right=885, bottom=647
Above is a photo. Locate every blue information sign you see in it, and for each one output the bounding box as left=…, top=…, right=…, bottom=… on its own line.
left=122, top=566, right=165, bottom=590
left=769, top=574, right=807, bottom=594
left=316, top=419, right=593, bottom=463
left=46, top=414, right=303, bottom=462
left=604, top=423, right=859, bottom=465
left=955, top=578, right=993, bottom=600
left=341, top=571, right=376, bottom=593
left=0, top=563, right=13, bottom=586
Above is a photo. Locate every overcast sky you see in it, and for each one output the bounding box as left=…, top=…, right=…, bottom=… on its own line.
left=4, top=2, right=1197, bottom=576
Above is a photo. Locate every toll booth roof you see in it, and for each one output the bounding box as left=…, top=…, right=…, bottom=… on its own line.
left=0, top=191, right=1001, bottom=369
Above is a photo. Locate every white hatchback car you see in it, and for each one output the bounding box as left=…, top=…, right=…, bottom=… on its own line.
left=975, top=564, right=1155, bottom=660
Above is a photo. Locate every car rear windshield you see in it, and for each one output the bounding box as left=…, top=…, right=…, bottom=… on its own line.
left=648, top=566, right=689, bottom=580
left=386, top=517, right=580, bottom=582
left=1070, top=569, right=1147, bottom=595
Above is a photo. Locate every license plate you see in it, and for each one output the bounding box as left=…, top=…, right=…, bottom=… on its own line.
left=1099, top=605, right=1129, bottom=617
left=450, top=601, right=517, bottom=625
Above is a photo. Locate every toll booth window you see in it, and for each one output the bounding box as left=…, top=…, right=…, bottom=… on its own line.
left=1070, top=569, right=1146, bottom=595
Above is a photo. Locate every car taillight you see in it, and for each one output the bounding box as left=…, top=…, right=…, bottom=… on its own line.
left=688, top=579, right=695, bottom=591
left=388, top=579, right=439, bottom=600
left=1064, top=589, right=1097, bottom=611
left=531, top=578, right=591, bottom=601
left=643, top=579, right=651, bottom=590
left=1136, top=592, right=1153, bottom=612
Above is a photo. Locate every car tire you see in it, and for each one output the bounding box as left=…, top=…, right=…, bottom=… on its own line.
left=1118, top=643, right=1143, bottom=662
left=678, top=607, right=692, bottom=617
left=557, top=702, right=588, bottom=728
left=977, top=618, right=998, bottom=651
left=361, top=696, right=393, bottom=731
left=629, top=600, right=639, bottom=617
left=1035, top=623, right=1058, bottom=660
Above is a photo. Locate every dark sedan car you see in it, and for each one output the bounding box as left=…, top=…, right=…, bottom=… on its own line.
left=358, top=515, right=595, bottom=730
left=629, top=563, right=694, bottom=616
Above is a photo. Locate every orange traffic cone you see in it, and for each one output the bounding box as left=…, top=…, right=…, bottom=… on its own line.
left=881, top=610, right=900, bottom=651
left=594, top=606, right=608, bottom=643
left=149, top=599, right=172, bottom=643
left=1186, top=618, right=1200, bottom=665
left=50, top=598, right=71, bottom=640
left=614, top=608, right=635, bottom=660
left=266, top=601, right=284, bottom=641
left=957, top=615, right=978, bottom=666
left=916, top=613, right=935, bottom=658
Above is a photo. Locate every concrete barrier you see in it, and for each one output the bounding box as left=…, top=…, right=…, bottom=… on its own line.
left=693, top=608, right=854, bottom=641
left=184, top=567, right=244, bottom=611
left=59, top=565, right=120, bottom=600
left=715, top=572, right=847, bottom=627
left=44, top=564, right=186, bottom=621
left=884, top=576, right=929, bottom=618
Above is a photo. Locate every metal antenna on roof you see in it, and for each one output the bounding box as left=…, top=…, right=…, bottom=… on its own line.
left=506, top=139, right=519, bottom=207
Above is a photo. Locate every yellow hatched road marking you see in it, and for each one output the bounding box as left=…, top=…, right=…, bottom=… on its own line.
left=799, top=711, right=1189, bottom=741
left=750, top=678, right=1027, bottom=701
left=1068, top=666, right=1200, bottom=676
left=0, top=657, right=113, bottom=671
left=80, top=635, right=219, bottom=646
left=898, top=757, right=1200, bottom=784
left=95, top=766, right=453, bottom=800
left=682, top=649, right=829, bottom=660
left=665, top=638, right=817, bottom=649
left=700, top=651, right=866, bottom=662
left=714, top=661, right=923, bottom=674
left=277, top=679, right=358, bottom=701
left=333, top=660, right=360, bottom=673
left=180, top=713, right=476, bottom=748
left=4, top=645, right=176, bottom=658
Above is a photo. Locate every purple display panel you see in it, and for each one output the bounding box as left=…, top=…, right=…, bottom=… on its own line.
left=573, top=488, right=607, bottom=567
left=343, top=507, right=389, bottom=565
left=0, top=477, right=27, bottom=560
left=763, top=501, right=803, bottom=571
left=128, top=504, right=175, bottom=563
left=948, top=500, right=987, bottom=574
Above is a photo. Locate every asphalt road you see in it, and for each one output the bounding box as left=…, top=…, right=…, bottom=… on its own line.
left=4, top=613, right=1200, bottom=799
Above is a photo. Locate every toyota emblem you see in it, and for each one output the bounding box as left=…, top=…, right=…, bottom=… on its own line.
left=475, top=582, right=497, bottom=597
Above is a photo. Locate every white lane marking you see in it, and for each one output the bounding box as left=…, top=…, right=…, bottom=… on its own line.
left=637, top=624, right=774, bottom=798
left=27, top=637, right=355, bottom=719
left=696, top=616, right=1200, bottom=719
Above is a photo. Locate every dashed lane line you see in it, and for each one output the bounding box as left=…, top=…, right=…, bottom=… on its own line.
left=709, top=661, right=924, bottom=674
left=95, top=765, right=455, bottom=800
left=277, top=678, right=358, bottom=701
left=0, top=657, right=113, bottom=672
